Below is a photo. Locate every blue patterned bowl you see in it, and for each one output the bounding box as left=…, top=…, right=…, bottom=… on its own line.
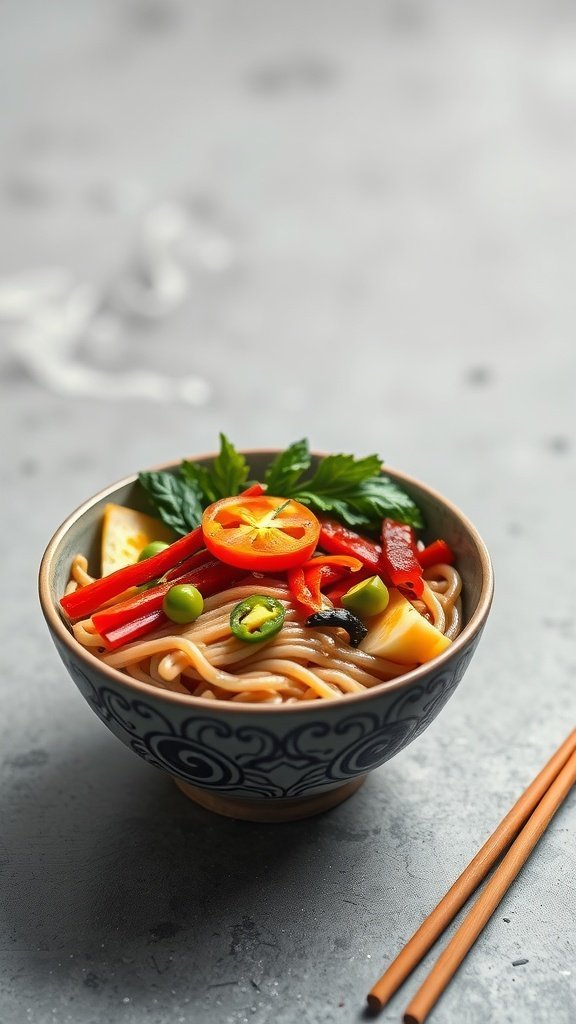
left=39, top=453, right=493, bottom=821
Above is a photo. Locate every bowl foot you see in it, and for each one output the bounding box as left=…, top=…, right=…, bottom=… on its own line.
left=173, top=776, right=366, bottom=822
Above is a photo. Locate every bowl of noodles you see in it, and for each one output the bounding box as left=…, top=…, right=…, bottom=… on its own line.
left=39, top=446, right=493, bottom=822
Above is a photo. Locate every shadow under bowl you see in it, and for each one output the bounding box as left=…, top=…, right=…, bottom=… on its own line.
left=39, top=453, right=493, bottom=821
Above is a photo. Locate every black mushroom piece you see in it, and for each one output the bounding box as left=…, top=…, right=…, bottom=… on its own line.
left=304, top=609, right=368, bottom=648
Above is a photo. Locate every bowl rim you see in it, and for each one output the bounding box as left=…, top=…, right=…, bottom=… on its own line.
left=39, top=450, right=494, bottom=714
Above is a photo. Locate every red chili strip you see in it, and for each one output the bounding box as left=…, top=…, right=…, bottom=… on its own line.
left=300, top=554, right=363, bottom=572
left=93, top=559, right=244, bottom=639
left=288, top=555, right=363, bottom=614
left=165, top=548, right=213, bottom=580
left=287, top=566, right=317, bottom=613
left=381, top=518, right=424, bottom=598
left=60, top=527, right=204, bottom=622
left=417, top=538, right=455, bottom=570
left=239, top=483, right=266, bottom=498
left=323, top=567, right=376, bottom=608
left=318, top=519, right=382, bottom=572
left=99, top=609, right=168, bottom=651
left=60, top=482, right=265, bottom=622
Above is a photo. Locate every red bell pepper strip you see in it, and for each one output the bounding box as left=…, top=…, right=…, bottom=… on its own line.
left=381, top=518, right=424, bottom=598
left=417, top=538, right=455, bottom=570
left=100, top=609, right=168, bottom=650
left=60, top=482, right=265, bottom=622
left=164, top=548, right=213, bottom=580
left=239, top=483, right=266, bottom=497
left=60, top=527, right=205, bottom=621
left=287, top=555, right=363, bottom=614
left=300, top=555, right=363, bottom=573
left=93, top=558, right=244, bottom=641
left=286, top=567, right=316, bottom=613
left=318, top=519, right=382, bottom=572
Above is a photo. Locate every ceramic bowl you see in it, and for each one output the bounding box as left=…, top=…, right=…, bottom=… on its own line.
left=39, top=452, right=493, bottom=822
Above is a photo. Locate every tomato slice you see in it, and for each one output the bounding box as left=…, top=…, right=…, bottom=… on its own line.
left=201, top=495, right=321, bottom=571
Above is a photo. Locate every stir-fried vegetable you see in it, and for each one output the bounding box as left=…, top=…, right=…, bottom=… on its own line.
left=100, top=503, right=175, bottom=576
left=230, top=595, right=286, bottom=643
left=138, top=541, right=170, bottom=562
left=317, top=519, right=382, bottom=572
left=341, top=575, right=390, bottom=618
left=60, top=441, right=460, bottom=676
left=138, top=435, right=424, bottom=537
left=380, top=518, right=424, bottom=598
left=417, top=538, right=454, bottom=570
left=92, top=555, right=243, bottom=647
left=60, top=484, right=264, bottom=622
left=287, top=555, right=363, bottom=614
left=61, top=525, right=206, bottom=621
left=201, top=495, right=321, bottom=572
left=163, top=584, right=204, bottom=624
left=304, top=609, right=368, bottom=648
left=359, top=589, right=451, bottom=663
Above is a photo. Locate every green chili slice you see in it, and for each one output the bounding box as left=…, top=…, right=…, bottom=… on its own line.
left=230, top=594, right=286, bottom=643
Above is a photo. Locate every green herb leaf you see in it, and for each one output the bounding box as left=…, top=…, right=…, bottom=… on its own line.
left=180, top=460, right=218, bottom=505
left=345, top=476, right=425, bottom=530
left=300, top=452, right=382, bottom=496
left=264, top=438, right=311, bottom=494
left=139, top=436, right=424, bottom=540
left=208, top=433, right=249, bottom=500
left=292, top=490, right=366, bottom=525
left=138, top=470, right=204, bottom=536
left=290, top=451, right=424, bottom=531
left=139, top=435, right=248, bottom=534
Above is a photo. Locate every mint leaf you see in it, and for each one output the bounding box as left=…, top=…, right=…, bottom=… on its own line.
left=138, top=470, right=204, bottom=536
left=264, top=438, right=311, bottom=494
left=209, top=433, right=249, bottom=500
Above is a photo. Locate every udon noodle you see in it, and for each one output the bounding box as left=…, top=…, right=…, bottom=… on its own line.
left=65, top=555, right=463, bottom=704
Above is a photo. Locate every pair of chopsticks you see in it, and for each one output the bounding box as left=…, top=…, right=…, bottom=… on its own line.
left=367, top=728, right=576, bottom=1023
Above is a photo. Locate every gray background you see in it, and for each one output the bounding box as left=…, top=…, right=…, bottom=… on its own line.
left=1, top=2, right=575, bottom=1022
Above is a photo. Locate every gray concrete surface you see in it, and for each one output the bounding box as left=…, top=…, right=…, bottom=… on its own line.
left=1, top=2, right=575, bottom=1022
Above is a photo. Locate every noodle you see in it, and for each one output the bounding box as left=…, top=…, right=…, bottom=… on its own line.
left=67, top=564, right=463, bottom=704
left=419, top=582, right=446, bottom=633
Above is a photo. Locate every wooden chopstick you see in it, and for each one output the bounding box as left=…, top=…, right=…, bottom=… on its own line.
left=367, top=728, right=576, bottom=1013
left=403, top=744, right=576, bottom=1023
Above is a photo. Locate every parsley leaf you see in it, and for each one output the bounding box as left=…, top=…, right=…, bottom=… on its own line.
left=299, top=452, right=382, bottom=495
left=348, top=476, right=424, bottom=528
left=300, top=475, right=425, bottom=530
left=264, top=439, right=311, bottom=494
left=267, top=444, right=423, bottom=531
left=293, top=473, right=423, bottom=531
left=138, top=470, right=204, bottom=536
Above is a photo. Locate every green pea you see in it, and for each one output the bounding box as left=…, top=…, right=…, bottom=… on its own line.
left=163, top=584, right=204, bottom=624
left=341, top=575, right=389, bottom=618
left=138, top=541, right=170, bottom=562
